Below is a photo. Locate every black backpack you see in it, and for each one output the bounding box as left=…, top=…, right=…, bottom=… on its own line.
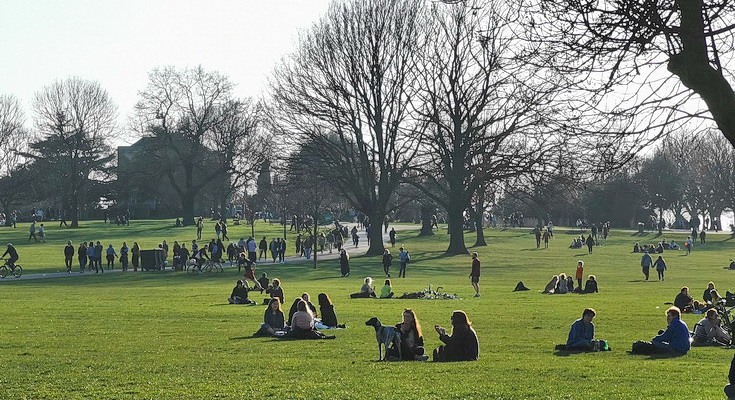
left=513, top=281, right=530, bottom=292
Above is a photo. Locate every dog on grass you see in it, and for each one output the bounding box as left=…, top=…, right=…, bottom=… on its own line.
left=365, top=317, right=401, bottom=361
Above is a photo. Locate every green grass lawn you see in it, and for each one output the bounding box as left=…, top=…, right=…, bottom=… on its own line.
left=1, top=220, right=735, bottom=399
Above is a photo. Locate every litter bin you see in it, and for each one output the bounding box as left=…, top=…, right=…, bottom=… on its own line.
left=140, top=250, right=157, bottom=271
left=637, top=222, right=644, bottom=234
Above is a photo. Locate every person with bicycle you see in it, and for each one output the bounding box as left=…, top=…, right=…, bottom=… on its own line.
left=193, top=245, right=209, bottom=270
left=2, top=243, right=19, bottom=270
left=693, top=308, right=731, bottom=346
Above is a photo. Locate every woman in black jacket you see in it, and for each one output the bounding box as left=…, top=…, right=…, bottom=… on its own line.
left=257, top=298, right=285, bottom=336
left=432, top=310, right=479, bottom=362
left=318, top=293, right=340, bottom=328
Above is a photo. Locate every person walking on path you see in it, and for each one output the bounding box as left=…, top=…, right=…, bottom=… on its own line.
left=382, top=249, right=392, bottom=277
left=221, top=221, right=229, bottom=241
left=77, top=242, right=87, bottom=273
left=389, top=228, right=396, bottom=248
left=131, top=242, right=140, bottom=272
left=28, top=221, right=38, bottom=242
left=470, top=252, right=481, bottom=297
left=106, top=244, right=117, bottom=270
left=542, top=229, right=550, bottom=249
left=64, top=240, right=74, bottom=273
left=398, top=247, right=411, bottom=278
left=641, top=251, right=652, bottom=281
left=279, top=238, right=286, bottom=264
left=196, top=217, right=203, bottom=240
left=38, top=224, right=45, bottom=242
left=654, top=255, right=667, bottom=281
left=120, top=242, right=129, bottom=271
left=259, top=236, right=268, bottom=260
left=700, top=230, right=706, bottom=245
left=269, top=238, right=278, bottom=263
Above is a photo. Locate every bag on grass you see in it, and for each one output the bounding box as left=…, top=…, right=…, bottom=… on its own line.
left=513, top=281, right=530, bottom=292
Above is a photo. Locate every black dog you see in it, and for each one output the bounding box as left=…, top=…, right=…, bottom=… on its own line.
left=365, top=317, right=401, bottom=361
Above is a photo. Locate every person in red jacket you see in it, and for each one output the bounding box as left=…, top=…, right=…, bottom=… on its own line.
left=470, top=252, right=480, bottom=298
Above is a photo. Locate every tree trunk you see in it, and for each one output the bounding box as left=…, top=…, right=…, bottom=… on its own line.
left=474, top=199, right=486, bottom=247
left=181, top=195, right=196, bottom=226
left=445, top=204, right=468, bottom=255
left=365, top=211, right=386, bottom=256
left=419, top=204, right=434, bottom=236
left=70, top=193, right=79, bottom=228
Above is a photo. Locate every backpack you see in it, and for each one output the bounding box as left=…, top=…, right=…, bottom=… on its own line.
left=513, top=281, right=530, bottom=291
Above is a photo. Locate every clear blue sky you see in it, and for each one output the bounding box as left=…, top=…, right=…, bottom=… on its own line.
left=0, top=0, right=332, bottom=142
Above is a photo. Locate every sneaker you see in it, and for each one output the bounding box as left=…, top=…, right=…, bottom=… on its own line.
left=474, top=293, right=480, bottom=297
left=416, top=355, right=429, bottom=361
left=345, top=273, right=350, bottom=277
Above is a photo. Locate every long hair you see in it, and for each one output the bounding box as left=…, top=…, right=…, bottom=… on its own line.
left=317, top=293, right=332, bottom=307
left=451, top=310, right=472, bottom=329
left=404, top=308, right=423, bottom=338
left=268, top=298, right=282, bottom=312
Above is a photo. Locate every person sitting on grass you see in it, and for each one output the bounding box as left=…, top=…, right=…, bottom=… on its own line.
left=542, top=275, right=559, bottom=294
left=287, top=300, right=335, bottom=339
left=228, top=280, right=254, bottom=305
left=725, top=354, right=735, bottom=399
left=432, top=310, right=479, bottom=362
left=350, top=277, right=377, bottom=298
left=301, top=292, right=318, bottom=317
left=556, top=273, right=569, bottom=294
left=380, top=279, right=395, bottom=299
left=631, top=306, right=690, bottom=355
left=563, top=308, right=596, bottom=351
left=566, top=276, right=575, bottom=293
left=387, top=308, right=428, bottom=361
left=633, top=242, right=641, bottom=253
left=583, top=275, right=599, bottom=293
left=265, top=278, right=285, bottom=304
left=674, top=286, right=694, bottom=312
left=257, top=273, right=269, bottom=293
left=317, top=293, right=343, bottom=328
left=255, top=298, right=285, bottom=336
left=670, top=240, right=680, bottom=250
left=693, top=308, right=731, bottom=346
left=704, top=282, right=717, bottom=303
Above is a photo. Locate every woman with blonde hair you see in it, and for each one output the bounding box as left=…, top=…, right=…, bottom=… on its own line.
left=387, top=308, right=428, bottom=361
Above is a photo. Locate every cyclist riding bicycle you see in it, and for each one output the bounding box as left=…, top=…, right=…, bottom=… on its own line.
left=2, top=243, right=19, bottom=270
left=192, top=246, right=209, bottom=269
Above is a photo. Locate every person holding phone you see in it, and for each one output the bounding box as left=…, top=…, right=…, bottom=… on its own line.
left=432, top=310, right=479, bottom=362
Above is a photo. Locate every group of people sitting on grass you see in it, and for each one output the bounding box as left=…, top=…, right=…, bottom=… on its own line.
left=542, top=270, right=599, bottom=294
left=633, top=239, right=681, bottom=254
left=254, top=293, right=343, bottom=339
left=349, top=277, right=395, bottom=299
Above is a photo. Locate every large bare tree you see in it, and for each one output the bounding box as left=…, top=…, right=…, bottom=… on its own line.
left=412, top=1, right=565, bottom=254
left=28, top=78, right=117, bottom=227
left=0, top=94, right=35, bottom=220
left=527, top=0, right=735, bottom=148
left=269, top=0, right=424, bottom=255
left=133, top=66, right=264, bottom=225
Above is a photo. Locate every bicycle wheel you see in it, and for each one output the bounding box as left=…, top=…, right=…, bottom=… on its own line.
left=0, top=265, right=7, bottom=278
left=215, top=262, right=223, bottom=273
left=12, top=265, right=22, bottom=278
left=203, top=261, right=213, bottom=274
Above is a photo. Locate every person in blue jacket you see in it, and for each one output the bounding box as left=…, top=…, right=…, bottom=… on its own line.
left=651, top=306, right=691, bottom=354
left=566, top=308, right=596, bottom=350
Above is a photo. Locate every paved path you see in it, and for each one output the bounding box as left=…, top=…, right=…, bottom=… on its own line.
left=0, top=222, right=418, bottom=282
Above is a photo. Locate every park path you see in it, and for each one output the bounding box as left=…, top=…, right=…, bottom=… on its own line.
left=0, top=222, right=418, bottom=282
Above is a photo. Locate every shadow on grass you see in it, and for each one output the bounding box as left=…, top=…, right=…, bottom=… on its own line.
left=553, top=349, right=587, bottom=357
left=229, top=336, right=263, bottom=340
left=625, top=351, right=686, bottom=360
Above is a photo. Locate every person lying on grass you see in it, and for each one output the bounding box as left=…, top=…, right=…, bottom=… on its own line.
left=228, top=280, right=255, bottom=305
left=693, top=308, right=731, bottom=346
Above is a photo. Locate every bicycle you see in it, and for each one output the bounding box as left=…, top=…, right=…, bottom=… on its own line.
left=203, top=259, right=223, bottom=273
left=0, top=258, right=23, bottom=278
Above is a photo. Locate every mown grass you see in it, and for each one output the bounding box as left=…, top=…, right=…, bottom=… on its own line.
left=1, top=220, right=735, bottom=399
